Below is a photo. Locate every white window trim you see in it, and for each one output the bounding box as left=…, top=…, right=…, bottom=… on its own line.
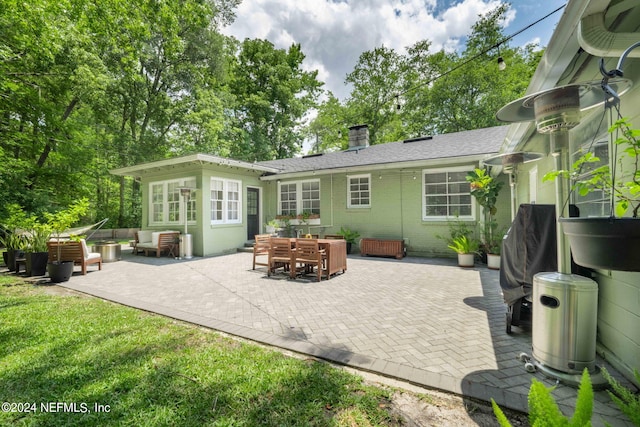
left=210, top=177, right=242, bottom=225
left=422, top=165, right=476, bottom=221
left=277, top=179, right=321, bottom=218
left=148, top=177, right=197, bottom=226
left=347, top=174, right=371, bottom=209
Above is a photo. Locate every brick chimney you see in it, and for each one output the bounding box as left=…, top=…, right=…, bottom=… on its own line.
left=348, top=124, right=369, bottom=149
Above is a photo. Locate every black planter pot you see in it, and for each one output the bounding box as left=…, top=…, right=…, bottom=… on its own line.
left=2, top=251, right=7, bottom=268
left=560, top=217, right=640, bottom=271
left=26, top=252, right=49, bottom=276
left=346, top=242, right=353, bottom=254
left=6, top=249, right=25, bottom=272
left=48, top=261, right=74, bottom=283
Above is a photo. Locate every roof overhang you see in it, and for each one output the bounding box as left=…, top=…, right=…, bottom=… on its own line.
left=110, top=153, right=280, bottom=178
left=259, top=153, right=495, bottom=181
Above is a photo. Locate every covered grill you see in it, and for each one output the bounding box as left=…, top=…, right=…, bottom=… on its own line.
left=500, top=204, right=584, bottom=334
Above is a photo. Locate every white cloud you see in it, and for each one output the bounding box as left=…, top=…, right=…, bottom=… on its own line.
left=221, top=0, right=515, bottom=100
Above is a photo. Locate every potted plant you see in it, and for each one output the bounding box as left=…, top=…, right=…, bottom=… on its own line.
left=276, top=215, right=295, bottom=237
left=486, top=234, right=502, bottom=270
left=0, top=204, right=30, bottom=271
left=544, top=117, right=640, bottom=271
left=265, top=219, right=279, bottom=234
left=46, top=198, right=89, bottom=283
left=448, top=235, right=480, bottom=267
left=336, top=226, right=360, bottom=254
left=24, top=220, right=51, bottom=276
left=483, top=220, right=505, bottom=270
left=467, top=168, right=504, bottom=265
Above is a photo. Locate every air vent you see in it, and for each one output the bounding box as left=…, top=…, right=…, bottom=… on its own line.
left=302, top=153, right=324, bottom=158
left=403, top=136, right=433, bottom=143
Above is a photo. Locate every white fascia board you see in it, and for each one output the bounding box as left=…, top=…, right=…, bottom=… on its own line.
left=110, top=153, right=279, bottom=177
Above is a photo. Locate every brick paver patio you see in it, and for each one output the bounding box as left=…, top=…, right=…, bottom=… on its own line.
left=58, top=250, right=633, bottom=426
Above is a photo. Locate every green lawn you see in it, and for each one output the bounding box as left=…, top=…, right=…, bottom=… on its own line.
left=0, top=275, right=398, bottom=426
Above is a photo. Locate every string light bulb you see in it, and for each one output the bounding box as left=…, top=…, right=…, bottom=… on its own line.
left=498, top=56, right=506, bottom=71
left=497, top=45, right=506, bottom=70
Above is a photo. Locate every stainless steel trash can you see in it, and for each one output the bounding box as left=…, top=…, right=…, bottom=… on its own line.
left=532, top=272, right=598, bottom=374
left=180, top=234, right=193, bottom=259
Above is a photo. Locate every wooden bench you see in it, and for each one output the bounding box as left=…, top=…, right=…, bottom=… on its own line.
left=47, top=239, right=103, bottom=275
left=360, top=238, right=405, bottom=259
left=137, top=232, right=180, bottom=257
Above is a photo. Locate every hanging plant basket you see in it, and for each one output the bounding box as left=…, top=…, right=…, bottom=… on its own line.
left=559, top=217, right=640, bottom=271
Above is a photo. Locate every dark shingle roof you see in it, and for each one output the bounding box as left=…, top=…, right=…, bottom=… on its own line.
left=258, top=126, right=509, bottom=174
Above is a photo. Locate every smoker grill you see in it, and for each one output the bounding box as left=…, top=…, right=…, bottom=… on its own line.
left=500, top=204, right=563, bottom=334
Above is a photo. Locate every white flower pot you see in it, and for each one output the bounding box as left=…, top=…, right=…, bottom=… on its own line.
left=487, top=253, right=501, bottom=270
left=457, top=253, right=475, bottom=268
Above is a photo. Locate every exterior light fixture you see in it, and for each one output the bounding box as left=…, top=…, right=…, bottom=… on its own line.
left=497, top=56, right=506, bottom=71
left=482, top=151, right=544, bottom=220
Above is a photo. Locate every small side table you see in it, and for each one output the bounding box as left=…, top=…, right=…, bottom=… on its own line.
left=167, top=242, right=179, bottom=258
left=15, top=257, right=27, bottom=274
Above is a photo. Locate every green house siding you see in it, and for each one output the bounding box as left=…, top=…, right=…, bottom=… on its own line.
left=135, top=163, right=267, bottom=257
left=199, top=166, right=265, bottom=256
left=263, top=164, right=510, bottom=257
left=596, top=270, right=640, bottom=381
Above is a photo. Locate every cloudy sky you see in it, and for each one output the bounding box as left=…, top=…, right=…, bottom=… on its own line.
left=221, top=0, right=567, bottom=100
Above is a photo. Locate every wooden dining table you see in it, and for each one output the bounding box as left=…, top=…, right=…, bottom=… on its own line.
left=279, top=238, right=347, bottom=279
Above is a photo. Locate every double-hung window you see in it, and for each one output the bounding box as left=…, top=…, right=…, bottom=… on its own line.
left=148, top=177, right=196, bottom=225
left=210, top=178, right=242, bottom=224
left=571, top=121, right=610, bottom=217
left=423, top=167, right=474, bottom=220
left=278, top=180, right=320, bottom=216
left=347, top=174, right=371, bottom=208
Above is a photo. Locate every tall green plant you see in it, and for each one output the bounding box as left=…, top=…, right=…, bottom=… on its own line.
left=0, top=204, right=31, bottom=250
left=45, top=199, right=90, bottom=262
left=26, top=222, right=52, bottom=253
left=467, top=168, right=504, bottom=249
left=544, top=118, right=640, bottom=218
left=337, top=227, right=360, bottom=244
left=602, top=368, right=640, bottom=426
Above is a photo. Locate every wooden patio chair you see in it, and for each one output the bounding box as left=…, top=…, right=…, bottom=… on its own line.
left=252, top=234, right=271, bottom=270
left=294, top=239, right=326, bottom=282
left=323, top=234, right=344, bottom=239
left=268, top=237, right=295, bottom=278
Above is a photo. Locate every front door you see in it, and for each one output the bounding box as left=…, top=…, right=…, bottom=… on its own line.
left=247, top=187, right=260, bottom=240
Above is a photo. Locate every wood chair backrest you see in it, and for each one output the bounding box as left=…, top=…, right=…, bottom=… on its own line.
left=324, top=234, right=344, bottom=240
left=47, top=240, right=83, bottom=263
left=254, top=234, right=271, bottom=252
left=295, top=239, right=322, bottom=262
left=269, top=237, right=293, bottom=258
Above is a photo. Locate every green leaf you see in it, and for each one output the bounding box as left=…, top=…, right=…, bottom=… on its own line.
left=615, top=200, right=629, bottom=217
left=491, top=399, right=513, bottom=427
left=569, top=369, right=593, bottom=426
left=528, top=379, right=568, bottom=426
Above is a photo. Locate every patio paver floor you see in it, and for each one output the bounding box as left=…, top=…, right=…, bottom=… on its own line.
left=57, top=250, right=633, bottom=426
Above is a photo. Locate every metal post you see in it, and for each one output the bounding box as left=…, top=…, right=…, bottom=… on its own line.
left=550, top=133, right=572, bottom=274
